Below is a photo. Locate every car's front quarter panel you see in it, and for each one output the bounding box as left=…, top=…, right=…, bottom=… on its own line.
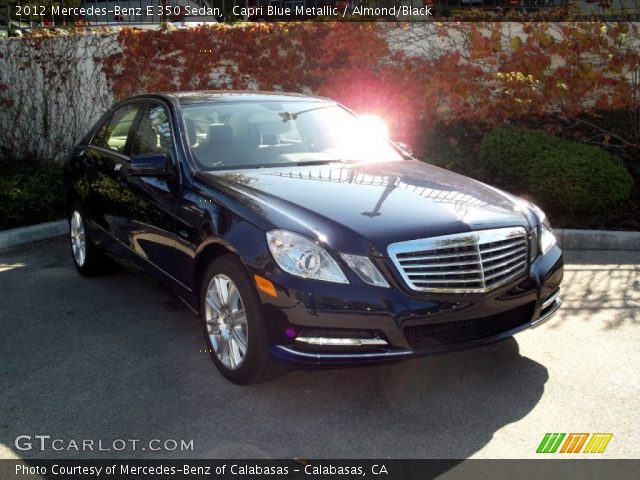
left=170, top=178, right=282, bottom=309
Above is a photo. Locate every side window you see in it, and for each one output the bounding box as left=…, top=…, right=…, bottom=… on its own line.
left=92, top=104, right=139, bottom=153
left=130, top=103, right=175, bottom=159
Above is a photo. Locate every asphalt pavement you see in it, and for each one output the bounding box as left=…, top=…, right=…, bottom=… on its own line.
left=0, top=237, right=638, bottom=459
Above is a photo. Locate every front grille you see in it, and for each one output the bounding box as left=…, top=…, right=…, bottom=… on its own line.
left=388, top=227, right=528, bottom=293
left=404, top=302, right=535, bottom=349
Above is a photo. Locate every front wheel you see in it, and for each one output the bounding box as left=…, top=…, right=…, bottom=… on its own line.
left=200, top=255, right=284, bottom=384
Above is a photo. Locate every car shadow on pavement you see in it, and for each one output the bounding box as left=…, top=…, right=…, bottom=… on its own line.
left=243, top=337, right=547, bottom=460
left=0, top=238, right=548, bottom=466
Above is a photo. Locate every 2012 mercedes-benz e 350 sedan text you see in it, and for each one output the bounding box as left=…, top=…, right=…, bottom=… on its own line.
left=64, top=91, right=563, bottom=384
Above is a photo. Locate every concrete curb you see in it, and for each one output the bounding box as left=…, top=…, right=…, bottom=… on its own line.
left=0, top=220, right=68, bottom=250
left=0, top=221, right=639, bottom=252
left=554, top=228, right=640, bottom=251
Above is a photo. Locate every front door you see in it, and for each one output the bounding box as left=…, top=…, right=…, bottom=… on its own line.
left=113, top=100, right=185, bottom=289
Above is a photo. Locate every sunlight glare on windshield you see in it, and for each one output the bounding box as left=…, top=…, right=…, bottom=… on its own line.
left=358, top=114, right=389, bottom=140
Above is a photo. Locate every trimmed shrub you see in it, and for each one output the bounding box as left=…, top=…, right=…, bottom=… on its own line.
left=527, top=143, right=633, bottom=214
left=478, top=127, right=633, bottom=215
left=0, top=162, right=64, bottom=230
left=478, top=126, right=563, bottom=190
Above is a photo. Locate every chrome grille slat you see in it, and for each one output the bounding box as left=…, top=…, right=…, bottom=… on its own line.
left=482, top=245, right=526, bottom=262
left=396, top=251, right=478, bottom=262
left=481, top=249, right=527, bottom=270
left=484, top=261, right=525, bottom=279
left=399, top=259, right=480, bottom=269
left=484, top=261, right=527, bottom=281
left=388, top=227, right=529, bottom=293
left=479, top=241, right=526, bottom=255
left=412, top=278, right=484, bottom=284
left=406, top=269, right=483, bottom=277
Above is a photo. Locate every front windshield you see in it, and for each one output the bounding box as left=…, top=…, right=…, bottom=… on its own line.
left=181, top=101, right=404, bottom=170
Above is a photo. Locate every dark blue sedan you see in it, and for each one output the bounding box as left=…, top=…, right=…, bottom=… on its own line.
left=64, top=91, right=563, bottom=384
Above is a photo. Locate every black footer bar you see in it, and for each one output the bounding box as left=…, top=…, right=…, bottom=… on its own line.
left=1, top=459, right=638, bottom=480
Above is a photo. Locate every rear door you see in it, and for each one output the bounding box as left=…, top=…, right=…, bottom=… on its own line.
left=82, top=102, right=141, bottom=245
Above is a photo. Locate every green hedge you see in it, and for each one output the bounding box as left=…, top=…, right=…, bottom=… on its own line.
left=478, top=127, right=563, bottom=188
left=0, top=162, right=64, bottom=231
left=479, top=127, right=633, bottom=215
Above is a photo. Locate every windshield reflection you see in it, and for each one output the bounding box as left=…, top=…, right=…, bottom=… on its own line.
left=182, top=101, right=403, bottom=170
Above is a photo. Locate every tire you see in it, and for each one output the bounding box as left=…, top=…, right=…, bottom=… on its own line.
left=69, top=202, right=109, bottom=276
left=200, top=255, right=285, bottom=384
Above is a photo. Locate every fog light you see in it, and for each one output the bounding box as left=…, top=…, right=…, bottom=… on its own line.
left=542, top=288, right=561, bottom=311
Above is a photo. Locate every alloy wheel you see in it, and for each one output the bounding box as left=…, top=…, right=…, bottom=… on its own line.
left=70, top=210, right=86, bottom=267
left=204, top=274, right=249, bottom=370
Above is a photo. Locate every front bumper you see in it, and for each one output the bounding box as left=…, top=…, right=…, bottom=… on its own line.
left=255, top=245, right=563, bottom=366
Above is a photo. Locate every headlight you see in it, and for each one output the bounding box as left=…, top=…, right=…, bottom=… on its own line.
left=266, top=230, right=348, bottom=284
left=529, top=203, right=557, bottom=256
left=539, top=223, right=556, bottom=256
left=340, top=254, right=390, bottom=288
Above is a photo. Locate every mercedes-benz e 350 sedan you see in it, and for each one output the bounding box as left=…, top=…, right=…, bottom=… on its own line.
left=64, top=91, right=563, bottom=384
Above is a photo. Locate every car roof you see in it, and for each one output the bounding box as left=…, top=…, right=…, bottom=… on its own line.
left=133, top=90, right=332, bottom=105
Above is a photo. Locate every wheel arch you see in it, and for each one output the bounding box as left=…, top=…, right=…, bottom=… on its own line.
left=194, top=239, right=239, bottom=310
left=65, top=188, right=80, bottom=215
left=193, top=212, right=272, bottom=293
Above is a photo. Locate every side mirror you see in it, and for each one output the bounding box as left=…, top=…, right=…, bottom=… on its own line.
left=128, top=153, right=172, bottom=177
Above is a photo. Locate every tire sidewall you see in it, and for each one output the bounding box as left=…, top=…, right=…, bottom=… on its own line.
left=69, top=202, right=94, bottom=275
left=200, top=255, right=271, bottom=384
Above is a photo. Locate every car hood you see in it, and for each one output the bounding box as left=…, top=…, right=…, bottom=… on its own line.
left=199, top=160, right=533, bottom=256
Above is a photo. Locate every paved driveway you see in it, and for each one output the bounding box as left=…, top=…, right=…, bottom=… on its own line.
left=0, top=238, right=638, bottom=459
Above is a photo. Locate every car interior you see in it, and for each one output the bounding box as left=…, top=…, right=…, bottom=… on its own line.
left=184, top=102, right=323, bottom=169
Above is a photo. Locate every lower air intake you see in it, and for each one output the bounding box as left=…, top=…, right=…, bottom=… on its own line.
left=404, top=302, right=535, bottom=349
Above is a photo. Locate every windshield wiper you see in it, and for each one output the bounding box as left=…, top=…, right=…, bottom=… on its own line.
left=290, top=158, right=360, bottom=166
left=278, top=105, right=334, bottom=122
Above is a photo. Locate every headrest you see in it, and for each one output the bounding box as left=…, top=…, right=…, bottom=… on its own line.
left=133, top=120, right=157, bottom=153
left=207, top=124, right=233, bottom=145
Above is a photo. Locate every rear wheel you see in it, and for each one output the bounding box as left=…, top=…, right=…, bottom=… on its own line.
left=69, top=202, right=108, bottom=276
left=201, top=255, right=284, bottom=384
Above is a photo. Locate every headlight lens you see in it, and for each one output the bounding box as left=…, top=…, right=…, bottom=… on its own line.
left=266, top=230, right=348, bottom=284
left=529, top=203, right=557, bottom=256
left=340, top=254, right=390, bottom=288
left=539, top=223, right=557, bottom=256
